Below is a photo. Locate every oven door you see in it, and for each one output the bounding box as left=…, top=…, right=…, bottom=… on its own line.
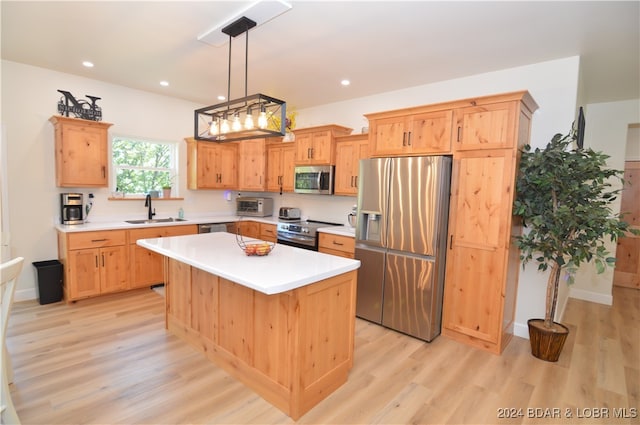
left=277, top=231, right=317, bottom=251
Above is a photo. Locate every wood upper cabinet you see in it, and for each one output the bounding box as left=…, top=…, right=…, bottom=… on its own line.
left=58, top=230, right=128, bottom=301
left=266, top=141, right=295, bottom=193
left=293, top=124, right=352, bottom=165
left=185, top=137, right=238, bottom=189
left=367, top=110, right=452, bottom=157
left=453, top=101, right=518, bottom=151
left=334, top=134, right=369, bottom=196
left=49, top=115, right=113, bottom=187
left=238, top=138, right=267, bottom=191
left=128, top=225, right=198, bottom=290
left=441, top=91, right=538, bottom=354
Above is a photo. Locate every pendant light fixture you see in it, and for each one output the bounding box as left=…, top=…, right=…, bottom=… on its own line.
left=194, top=16, right=286, bottom=142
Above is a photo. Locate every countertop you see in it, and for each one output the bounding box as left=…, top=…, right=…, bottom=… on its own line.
left=317, top=225, right=356, bottom=237
left=55, top=215, right=279, bottom=233
left=137, top=232, right=360, bottom=295
left=56, top=215, right=356, bottom=238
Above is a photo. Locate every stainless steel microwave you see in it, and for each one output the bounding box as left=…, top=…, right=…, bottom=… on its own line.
left=294, top=165, right=334, bottom=195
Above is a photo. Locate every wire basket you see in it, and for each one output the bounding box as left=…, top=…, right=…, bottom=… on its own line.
left=235, top=231, right=275, bottom=256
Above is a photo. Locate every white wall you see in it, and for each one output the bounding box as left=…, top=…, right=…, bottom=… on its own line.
left=2, top=56, right=587, bottom=341
left=570, top=99, right=640, bottom=304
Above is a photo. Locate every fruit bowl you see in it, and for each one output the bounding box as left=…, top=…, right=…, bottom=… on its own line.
left=236, top=232, right=275, bottom=256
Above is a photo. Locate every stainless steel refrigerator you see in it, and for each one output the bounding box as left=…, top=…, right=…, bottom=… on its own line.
left=354, top=156, right=452, bottom=342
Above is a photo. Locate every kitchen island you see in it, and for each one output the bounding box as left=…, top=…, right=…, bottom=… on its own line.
left=137, top=232, right=360, bottom=419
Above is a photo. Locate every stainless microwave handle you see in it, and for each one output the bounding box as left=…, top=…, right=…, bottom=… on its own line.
left=317, top=172, right=322, bottom=189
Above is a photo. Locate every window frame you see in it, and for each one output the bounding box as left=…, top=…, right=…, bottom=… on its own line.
left=110, top=135, right=179, bottom=198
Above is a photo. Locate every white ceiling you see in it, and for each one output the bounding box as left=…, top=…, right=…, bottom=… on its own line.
left=2, top=1, right=639, bottom=110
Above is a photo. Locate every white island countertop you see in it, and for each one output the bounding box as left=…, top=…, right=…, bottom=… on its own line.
left=137, top=232, right=360, bottom=295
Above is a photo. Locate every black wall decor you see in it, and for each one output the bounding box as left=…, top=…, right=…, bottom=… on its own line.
left=57, top=90, right=102, bottom=121
left=576, top=106, right=585, bottom=149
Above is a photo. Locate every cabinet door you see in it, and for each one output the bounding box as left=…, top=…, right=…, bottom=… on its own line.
left=238, top=139, right=266, bottom=191
left=309, top=131, right=333, bottom=164
left=453, top=102, right=517, bottom=150
left=443, top=149, right=515, bottom=344
left=130, top=245, right=164, bottom=289
left=68, top=249, right=101, bottom=299
left=216, top=143, right=239, bottom=189
left=295, top=133, right=313, bottom=164
left=100, top=245, right=128, bottom=294
left=196, top=143, right=220, bottom=188
left=370, top=116, right=408, bottom=156
left=259, top=223, right=277, bottom=242
left=281, top=145, right=296, bottom=192
left=266, top=145, right=283, bottom=192
left=237, top=221, right=260, bottom=239
left=334, top=141, right=357, bottom=195
left=409, top=110, right=453, bottom=154
left=58, top=123, right=108, bottom=187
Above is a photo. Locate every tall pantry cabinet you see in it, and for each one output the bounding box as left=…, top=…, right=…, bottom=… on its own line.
left=442, top=92, right=538, bottom=354
left=365, top=91, right=538, bottom=354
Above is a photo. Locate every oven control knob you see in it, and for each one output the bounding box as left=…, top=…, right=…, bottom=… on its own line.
left=302, top=228, right=309, bottom=233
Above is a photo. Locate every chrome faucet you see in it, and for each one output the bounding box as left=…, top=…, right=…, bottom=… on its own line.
left=145, top=194, right=156, bottom=219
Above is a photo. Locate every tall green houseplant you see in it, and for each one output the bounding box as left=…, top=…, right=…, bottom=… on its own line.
left=513, top=130, right=635, bottom=360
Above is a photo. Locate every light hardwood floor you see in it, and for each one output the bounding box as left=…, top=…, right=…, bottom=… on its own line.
left=5, top=286, right=639, bottom=424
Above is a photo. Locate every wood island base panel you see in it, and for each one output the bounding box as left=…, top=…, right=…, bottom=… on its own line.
left=165, top=258, right=357, bottom=420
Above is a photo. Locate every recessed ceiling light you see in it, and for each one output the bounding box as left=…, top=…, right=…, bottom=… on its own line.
left=160, top=81, right=169, bottom=87
left=341, top=79, right=350, bottom=86
left=82, top=61, right=94, bottom=68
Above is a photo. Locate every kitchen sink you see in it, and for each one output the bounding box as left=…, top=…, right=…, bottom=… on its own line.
left=125, top=218, right=188, bottom=224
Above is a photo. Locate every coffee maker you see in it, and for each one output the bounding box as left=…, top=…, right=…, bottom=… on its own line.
left=60, top=193, right=84, bottom=224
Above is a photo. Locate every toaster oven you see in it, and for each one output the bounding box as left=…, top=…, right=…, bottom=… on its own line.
left=236, top=197, right=274, bottom=217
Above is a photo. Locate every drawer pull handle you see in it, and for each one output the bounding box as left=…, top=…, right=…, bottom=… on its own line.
left=91, top=239, right=108, bottom=242
left=332, top=241, right=344, bottom=246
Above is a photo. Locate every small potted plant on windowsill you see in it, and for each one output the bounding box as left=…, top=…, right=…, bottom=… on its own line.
left=513, top=129, right=636, bottom=362
left=162, top=186, right=172, bottom=198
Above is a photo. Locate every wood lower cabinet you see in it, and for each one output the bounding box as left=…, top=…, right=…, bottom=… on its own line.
left=366, top=110, right=452, bottom=157
left=58, top=230, right=128, bottom=301
left=266, top=142, right=295, bottom=193
left=293, top=125, right=352, bottom=165
left=238, top=138, right=267, bottom=191
left=185, top=137, right=238, bottom=189
left=334, top=134, right=369, bottom=196
left=129, top=225, right=198, bottom=289
left=259, top=223, right=277, bottom=242
left=166, top=258, right=357, bottom=419
left=50, top=115, right=113, bottom=187
left=237, top=221, right=260, bottom=239
left=318, top=233, right=355, bottom=258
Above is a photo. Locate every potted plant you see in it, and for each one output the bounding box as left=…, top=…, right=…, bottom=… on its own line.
left=513, top=129, right=636, bottom=362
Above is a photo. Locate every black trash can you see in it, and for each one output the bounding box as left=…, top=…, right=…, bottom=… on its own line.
left=32, top=260, right=63, bottom=305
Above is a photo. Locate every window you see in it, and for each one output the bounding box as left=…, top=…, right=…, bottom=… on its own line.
left=111, top=136, right=178, bottom=196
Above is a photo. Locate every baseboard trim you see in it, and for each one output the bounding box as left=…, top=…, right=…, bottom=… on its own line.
left=514, top=322, right=529, bottom=339
left=15, top=287, right=37, bottom=302
left=569, top=287, right=613, bottom=306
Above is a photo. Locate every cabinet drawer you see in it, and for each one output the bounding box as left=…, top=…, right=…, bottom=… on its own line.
left=67, top=230, right=127, bottom=250
left=129, top=225, right=198, bottom=242
left=318, top=233, right=355, bottom=254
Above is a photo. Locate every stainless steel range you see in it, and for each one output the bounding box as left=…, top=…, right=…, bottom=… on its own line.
left=276, top=219, right=340, bottom=251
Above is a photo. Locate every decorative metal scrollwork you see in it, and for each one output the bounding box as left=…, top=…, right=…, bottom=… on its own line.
left=57, top=90, right=102, bottom=121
